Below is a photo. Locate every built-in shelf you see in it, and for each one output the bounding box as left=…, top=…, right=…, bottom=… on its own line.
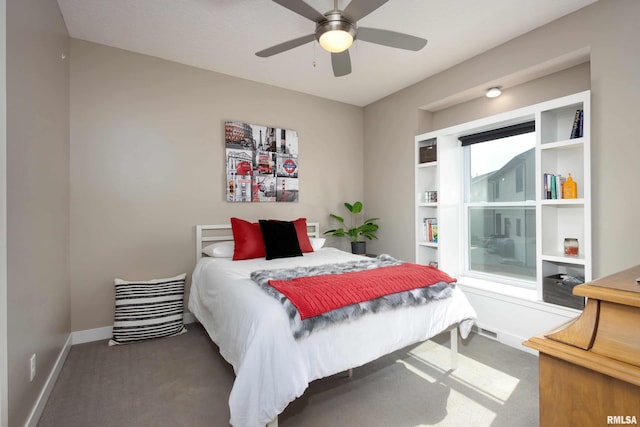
left=414, top=90, right=591, bottom=311
left=418, top=241, right=438, bottom=248
left=417, top=161, right=438, bottom=169
left=415, top=139, right=439, bottom=266
left=538, top=91, right=591, bottom=304
left=540, top=198, right=584, bottom=206
left=540, top=138, right=584, bottom=150
left=541, top=253, right=586, bottom=265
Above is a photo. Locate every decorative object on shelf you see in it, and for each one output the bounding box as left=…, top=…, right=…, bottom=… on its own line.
left=419, top=139, right=437, bottom=163
left=425, top=191, right=438, bottom=203
left=562, top=173, right=578, bottom=199
left=225, top=120, right=299, bottom=203
left=542, top=273, right=585, bottom=310
left=325, top=201, right=379, bottom=254
left=564, top=238, right=579, bottom=256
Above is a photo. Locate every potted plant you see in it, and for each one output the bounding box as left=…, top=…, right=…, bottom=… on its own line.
left=324, top=201, right=379, bottom=254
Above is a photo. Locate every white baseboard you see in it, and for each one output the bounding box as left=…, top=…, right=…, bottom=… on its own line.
left=25, top=333, right=72, bottom=427
left=71, top=325, right=113, bottom=345
left=496, top=329, right=538, bottom=356
left=72, top=312, right=198, bottom=345
left=471, top=322, right=537, bottom=356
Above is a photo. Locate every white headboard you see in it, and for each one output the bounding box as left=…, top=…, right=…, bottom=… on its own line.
left=195, top=222, right=320, bottom=262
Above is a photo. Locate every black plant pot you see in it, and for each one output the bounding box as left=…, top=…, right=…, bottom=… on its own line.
left=351, top=241, right=366, bottom=255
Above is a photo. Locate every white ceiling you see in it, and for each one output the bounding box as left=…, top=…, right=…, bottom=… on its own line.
left=57, top=0, right=597, bottom=107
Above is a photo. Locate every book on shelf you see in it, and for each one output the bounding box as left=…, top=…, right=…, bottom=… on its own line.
left=570, top=109, right=584, bottom=139
left=543, top=173, right=566, bottom=200
left=422, top=217, right=438, bottom=243
left=578, top=109, right=584, bottom=137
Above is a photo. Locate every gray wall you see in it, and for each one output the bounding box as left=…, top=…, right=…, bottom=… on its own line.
left=364, top=0, right=640, bottom=278
left=69, top=40, right=364, bottom=331
left=5, top=0, right=70, bottom=425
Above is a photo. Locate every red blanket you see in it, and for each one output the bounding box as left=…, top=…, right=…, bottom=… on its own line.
left=268, top=263, right=456, bottom=320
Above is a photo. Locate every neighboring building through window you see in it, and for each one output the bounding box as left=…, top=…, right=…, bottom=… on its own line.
left=461, top=122, right=536, bottom=285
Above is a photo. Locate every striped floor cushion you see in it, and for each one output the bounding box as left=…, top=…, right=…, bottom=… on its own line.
left=109, top=273, right=187, bottom=346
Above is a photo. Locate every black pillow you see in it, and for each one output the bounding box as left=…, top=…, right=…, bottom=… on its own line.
left=259, top=220, right=303, bottom=260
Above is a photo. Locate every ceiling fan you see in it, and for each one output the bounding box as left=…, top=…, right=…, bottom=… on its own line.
left=255, top=0, right=428, bottom=77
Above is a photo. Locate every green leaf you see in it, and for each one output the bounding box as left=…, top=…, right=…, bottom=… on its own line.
left=329, top=214, right=345, bottom=223
left=323, top=228, right=346, bottom=237
left=351, top=201, right=363, bottom=214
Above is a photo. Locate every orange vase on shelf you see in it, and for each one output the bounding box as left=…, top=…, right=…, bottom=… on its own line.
left=562, top=173, right=578, bottom=199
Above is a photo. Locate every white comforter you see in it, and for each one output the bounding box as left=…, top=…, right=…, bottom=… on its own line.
left=188, top=248, right=476, bottom=427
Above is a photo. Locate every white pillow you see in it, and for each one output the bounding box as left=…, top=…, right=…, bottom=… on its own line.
left=309, top=237, right=326, bottom=251
left=202, top=241, right=234, bottom=258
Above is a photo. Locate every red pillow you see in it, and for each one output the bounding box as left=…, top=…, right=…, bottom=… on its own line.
left=291, top=218, right=314, bottom=253
left=230, top=218, right=265, bottom=260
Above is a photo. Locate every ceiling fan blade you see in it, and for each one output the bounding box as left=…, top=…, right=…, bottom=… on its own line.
left=272, top=0, right=325, bottom=22
left=256, top=34, right=315, bottom=57
left=343, top=0, right=388, bottom=21
left=357, top=27, right=427, bottom=51
left=331, top=50, right=351, bottom=77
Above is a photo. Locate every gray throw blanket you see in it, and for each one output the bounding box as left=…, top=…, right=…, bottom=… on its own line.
left=250, top=254, right=454, bottom=339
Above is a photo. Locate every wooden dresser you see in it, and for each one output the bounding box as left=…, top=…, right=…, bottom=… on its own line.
left=524, top=265, right=640, bottom=427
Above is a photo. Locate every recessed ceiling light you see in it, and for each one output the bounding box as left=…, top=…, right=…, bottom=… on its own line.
left=486, top=87, right=502, bottom=98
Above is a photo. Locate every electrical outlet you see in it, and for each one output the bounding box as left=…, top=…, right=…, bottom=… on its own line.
left=30, top=354, right=36, bottom=382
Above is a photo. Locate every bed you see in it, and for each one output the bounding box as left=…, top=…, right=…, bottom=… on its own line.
left=188, top=220, right=477, bottom=427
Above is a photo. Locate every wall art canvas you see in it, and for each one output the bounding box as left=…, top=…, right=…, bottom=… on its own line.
left=225, top=121, right=299, bottom=202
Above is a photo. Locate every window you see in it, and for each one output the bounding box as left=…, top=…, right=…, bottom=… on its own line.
left=461, top=123, right=536, bottom=285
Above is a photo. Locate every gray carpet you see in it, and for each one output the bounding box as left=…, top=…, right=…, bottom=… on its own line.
left=38, top=323, right=539, bottom=427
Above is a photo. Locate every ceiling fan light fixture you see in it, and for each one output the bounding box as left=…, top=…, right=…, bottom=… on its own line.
left=316, top=12, right=356, bottom=53
left=258, top=1, right=427, bottom=77
left=319, top=30, right=353, bottom=53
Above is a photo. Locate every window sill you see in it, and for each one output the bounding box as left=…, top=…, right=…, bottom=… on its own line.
left=457, top=276, right=581, bottom=316
left=457, top=276, right=536, bottom=300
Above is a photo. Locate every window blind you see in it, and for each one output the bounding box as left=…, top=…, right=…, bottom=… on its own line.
left=459, top=121, right=535, bottom=146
